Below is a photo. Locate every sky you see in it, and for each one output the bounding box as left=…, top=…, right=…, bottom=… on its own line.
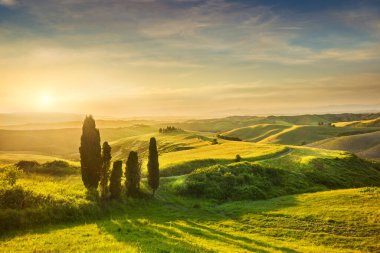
left=0, top=0, right=380, bottom=118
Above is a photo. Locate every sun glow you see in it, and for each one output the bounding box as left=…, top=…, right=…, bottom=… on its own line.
left=41, top=95, right=51, bottom=106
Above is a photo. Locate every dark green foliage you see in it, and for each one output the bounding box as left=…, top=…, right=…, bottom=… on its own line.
left=0, top=185, right=51, bottom=209
left=100, top=141, right=112, bottom=198
left=216, top=134, right=242, bottom=141
left=159, top=126, right=183, bottom=133
left=1, top=166, right=22, bottom=186
left=179, top=155, right=380, bottom=201
left=79, top=115, right=102, bottom=189
left=0, top=186, right=105, bottom=233
left=304, top=155, right=380, bottom=188
left=109, top=160, right=122, bottom=199
left=13, top=160, right=77, bottom=176
left=211, top=139, right=218, bottom=145
left=15, top=160, right=40, bottom=170
left=147, top=137, right=159, bottom=195
left=125, top=151, right=140, bottom=196
left=235, top=154, right=241, bottom=162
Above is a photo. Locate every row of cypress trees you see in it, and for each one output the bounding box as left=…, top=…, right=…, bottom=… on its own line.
left=79, top=115, right=159, bottom=199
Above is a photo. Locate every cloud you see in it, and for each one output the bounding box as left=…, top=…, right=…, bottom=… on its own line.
left=0, top=0, right=16, bottom=6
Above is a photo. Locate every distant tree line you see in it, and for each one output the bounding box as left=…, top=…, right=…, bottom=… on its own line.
left=159, top=126, right=183, bottom=133
left=216, top=134, right=242, bottom=141
left=79, top=115, right=159, bottom=199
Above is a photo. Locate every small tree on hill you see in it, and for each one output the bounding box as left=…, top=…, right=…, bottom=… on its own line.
left=109, top=160, right=122, bottom=199
left=147, top=137, right=159, bottom=196
left=79, top=115, right=102, bottom=189
left=125, top=151, right=140, bottom=196
left=100, top=141, right=112, bottom=198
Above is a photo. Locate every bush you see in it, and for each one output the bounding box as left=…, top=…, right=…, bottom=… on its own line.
left=1, top=166, right=23, bottom=186
left=15, top=160, right=39, bottom=170
left=235, top=154, right=241, bottom=162
left=0, top=185, right=58, bottom=209
left=216, top=134, right=242, bottom=141
left=178, top=162, right=310, bottom=201
left=14, top=160, right=77, bottom=176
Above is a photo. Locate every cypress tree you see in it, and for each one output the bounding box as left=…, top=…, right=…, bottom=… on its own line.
left=125, top=151, right=140, bottom=197
left=79, top=115, right=102, bottom=189
left=147, top=137, right=159, bottom=196
left=100, top=141, right=112, bottom=198
left=109, top=160, right=122, bottom=199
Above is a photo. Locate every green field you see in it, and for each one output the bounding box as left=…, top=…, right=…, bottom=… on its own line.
left=1, top=113, right=380, bottom=252
left=310, top=131, right=380, bottom=161
left=222, top=125, right=380, bottom=146
left=1, top=171, right=379, bottom=253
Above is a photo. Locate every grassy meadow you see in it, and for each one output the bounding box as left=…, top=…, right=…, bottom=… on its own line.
left=1, top=113, right=380, bottom=252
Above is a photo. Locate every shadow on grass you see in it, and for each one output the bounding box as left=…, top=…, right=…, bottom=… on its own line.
left=1, top=181, right=301, bottom=252
left=95, top=194, right=300, bottom=253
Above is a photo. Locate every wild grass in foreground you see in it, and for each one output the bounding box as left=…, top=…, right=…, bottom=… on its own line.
left=1, top=187, right=379, bottom=252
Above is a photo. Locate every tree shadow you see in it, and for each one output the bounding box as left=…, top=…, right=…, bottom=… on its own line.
left=96, top=194, right=300, bottom=253
left=1, top=186, right=302, bottom=252
left=183, top=220, right=300, bottom=253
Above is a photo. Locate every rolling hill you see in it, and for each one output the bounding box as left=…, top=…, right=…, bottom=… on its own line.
left=334, top=117, right=380, bottom=127
left=221, top=125, right=380, bottom=145
left=0, top=125, right=157, bottom=160
left=310, top=131, right=380, bottom=161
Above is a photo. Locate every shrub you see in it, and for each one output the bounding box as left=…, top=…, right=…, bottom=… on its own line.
left=15, top=160, right=78, bottom=176
left=43, top=160, right=70, bottom=168
left=15, top=160, right=39, bottom=170
left=1, top=166, right=23, bottom=186
left=178, top=162, right=310, bottom=201
left=235, top=154, right=241, bottom=162
left=216, top=134, right=242, bottom=141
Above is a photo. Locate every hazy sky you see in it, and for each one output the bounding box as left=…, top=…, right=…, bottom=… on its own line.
left=1, top=0, right=380, bottom=117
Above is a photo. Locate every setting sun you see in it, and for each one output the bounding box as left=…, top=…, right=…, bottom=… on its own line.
left=41, top=95, right=51, bottom=105
left=0, top=1, right=379, bottom=252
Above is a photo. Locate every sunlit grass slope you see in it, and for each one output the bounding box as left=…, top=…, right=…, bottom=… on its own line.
left=0, top=151, right=75, bottom=166
left=110, top=131, right=215, bottom=161
left=158, top=141, right=287, bottom=176
left=335, top=117, right=380, bottom=127
left=255, top=125, right=379, bottom=145
left=310, top=131, right=380, bottom=161
left=178, top=146, right=380, bottom=200
left=0, top=125, right=157, bottom=160
left=222, top=124, right=291, bottom=142
left=1, top=184, right=379, bottom=253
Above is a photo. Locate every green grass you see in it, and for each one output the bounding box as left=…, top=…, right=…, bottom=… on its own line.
left=158, top=142, right=287, bottom=176
left=335, top=117, right=380, bottom=127
left=310, top=131, right=380, bottom=161
left=221, top=124, right=380, bottom=146
left=0, top=125, right=157, bottom=160
left=222, top=124, right=291, bottom=142
left=0, top=151, right=76, bottom=166
left=177, top=147, right=380, bottom=200
left=1, top=174, right=379, bottom=253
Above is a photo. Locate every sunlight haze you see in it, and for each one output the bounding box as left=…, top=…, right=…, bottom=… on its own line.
left=0, top=0, right=379, bottom=116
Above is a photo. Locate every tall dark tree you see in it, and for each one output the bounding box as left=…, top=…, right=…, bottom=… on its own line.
left=125, top=151, right=140, bottom=196
left=79, top=115, right=102, bottom=189
left=100, top=141, right=112, bottom=198
left=109, top=160, right=122, bottom=199
left=147, top=137, right=159, bottom=196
